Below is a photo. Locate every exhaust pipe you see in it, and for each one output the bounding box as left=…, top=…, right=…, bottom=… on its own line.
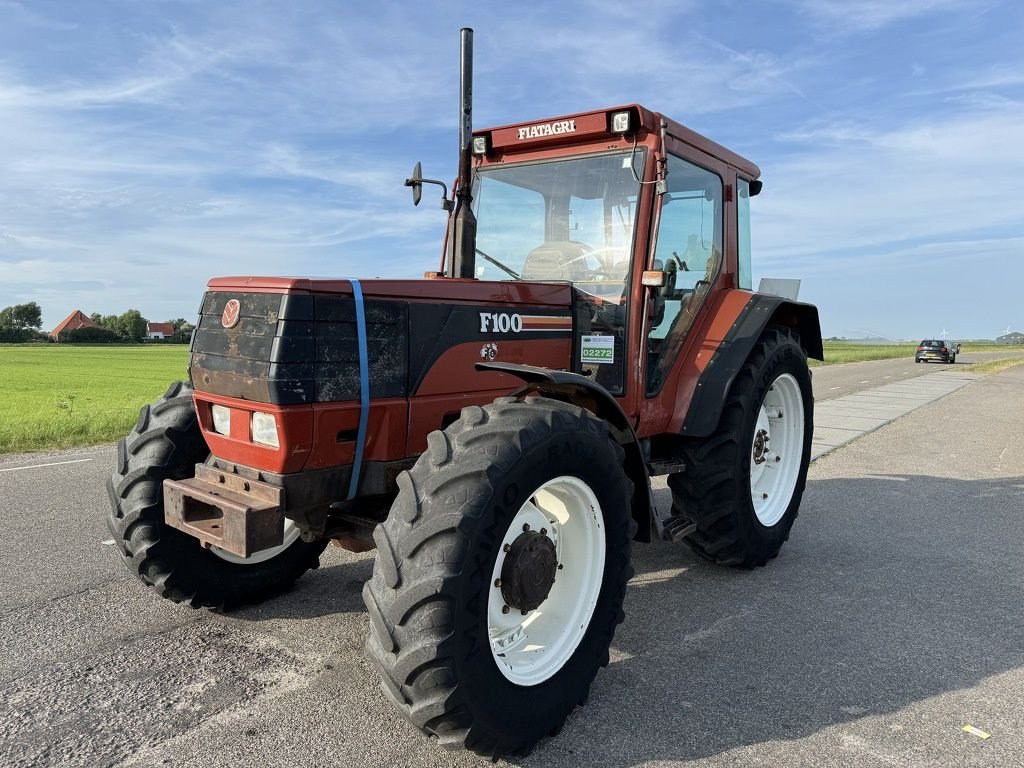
left=450, top=27, right=477, bottom=279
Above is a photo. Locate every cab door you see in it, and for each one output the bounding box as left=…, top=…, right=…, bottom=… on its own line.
left=638, top=146, right=733, bottom=433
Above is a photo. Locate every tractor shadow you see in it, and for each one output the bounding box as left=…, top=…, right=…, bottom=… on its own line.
left=515, top=473, right=1024, bottom=767
left=233, top=550, right=375, bottom=621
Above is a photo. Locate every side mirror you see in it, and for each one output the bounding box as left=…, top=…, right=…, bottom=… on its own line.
left=405, top=161, right=423, bottom=206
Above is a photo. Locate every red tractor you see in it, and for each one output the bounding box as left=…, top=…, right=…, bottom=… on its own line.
left=108, top=29, right=821, bottom=758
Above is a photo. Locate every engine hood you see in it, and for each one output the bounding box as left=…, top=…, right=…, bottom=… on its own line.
left=206, top=276, right=574, bottom=309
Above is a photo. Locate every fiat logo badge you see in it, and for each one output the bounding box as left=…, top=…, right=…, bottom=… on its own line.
left=221, top=299, right=241, bottom=329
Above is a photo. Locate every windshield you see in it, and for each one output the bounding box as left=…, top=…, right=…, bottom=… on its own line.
left=472, top=149, right=646, bottom=302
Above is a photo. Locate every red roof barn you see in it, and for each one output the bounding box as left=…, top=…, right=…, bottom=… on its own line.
left=146, top=322, right=175, bottom=340
left=50, top=310, right=96, bottom=341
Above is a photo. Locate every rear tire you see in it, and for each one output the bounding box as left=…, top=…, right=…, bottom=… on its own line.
left=363, top=396, right=633, bottom=758
left=106, top=381, right=327, bottom=609
left=668, top=326, right=813, bottom=567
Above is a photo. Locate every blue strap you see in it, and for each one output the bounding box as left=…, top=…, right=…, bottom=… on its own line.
left=347, top=279, right=370, bottom=500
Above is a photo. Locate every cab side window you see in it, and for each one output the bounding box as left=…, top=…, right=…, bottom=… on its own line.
left=737, top=178, right=752, bottom=290
left=646, top=155, right=723, bottom=395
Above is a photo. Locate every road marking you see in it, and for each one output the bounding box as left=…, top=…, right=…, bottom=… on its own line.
left=962, top=725, right=991, bottom=740
left=860, top=380, right=870, bottom=384
left=830, top=386, right=841, bottom=390
left=0, top=458, right=94, bottom=474
left=884, top=375, right=891, bottom=379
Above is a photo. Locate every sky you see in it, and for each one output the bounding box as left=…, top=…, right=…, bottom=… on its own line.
left=1, top=0, right=1021, bottom=340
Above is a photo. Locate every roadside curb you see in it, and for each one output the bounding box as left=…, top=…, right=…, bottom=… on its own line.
left=811, top=370, right=981, bottom=460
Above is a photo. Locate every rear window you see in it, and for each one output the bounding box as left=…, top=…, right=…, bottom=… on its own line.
left=921, top=340, right=943, bottom=347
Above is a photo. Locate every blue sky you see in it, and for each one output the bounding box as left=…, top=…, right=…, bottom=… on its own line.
left=1, top=0, right=1021, bottom=339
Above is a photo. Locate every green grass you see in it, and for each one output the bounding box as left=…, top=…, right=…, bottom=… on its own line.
left=960, top=357, right=1024, bottom=374
left=812, top=341, right=1022, bottom=367
left=0, top=345, right=189, bottom=454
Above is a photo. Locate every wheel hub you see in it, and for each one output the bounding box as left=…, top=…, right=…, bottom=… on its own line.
left=500, top=531, right=558, bottom=612
left=752, top=428, right=770, bottom=465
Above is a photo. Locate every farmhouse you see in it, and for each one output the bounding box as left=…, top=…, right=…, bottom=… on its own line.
left=997, top=331, right=1024, bottom=344
left=50, top=309, right=96, bottom=342
left=146, top=322, right=175, bottom=340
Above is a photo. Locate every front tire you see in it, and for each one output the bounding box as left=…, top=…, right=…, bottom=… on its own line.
left=363, top=396, right=633, bottom=758
left=106, top=381, right=327, bottom=608
left=668, top=326, right=813, bottom=567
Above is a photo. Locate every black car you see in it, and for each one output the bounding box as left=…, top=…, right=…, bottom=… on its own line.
left=915, top=339, right=956, bottom=364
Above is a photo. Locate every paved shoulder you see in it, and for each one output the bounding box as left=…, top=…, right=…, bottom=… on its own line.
left=812, top=370, right=981, bottom=458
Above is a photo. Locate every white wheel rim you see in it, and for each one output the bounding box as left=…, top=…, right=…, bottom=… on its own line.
left=209, top=518, right=300, bottom=565
left=487, top=476, right=606, bottom=686
left=750, top=373, right=805, bottom=527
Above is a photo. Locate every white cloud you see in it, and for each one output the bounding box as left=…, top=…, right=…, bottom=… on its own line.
left=791, top=0, right=972, bottom=31
left=756, top=102, right=1024, bottom=265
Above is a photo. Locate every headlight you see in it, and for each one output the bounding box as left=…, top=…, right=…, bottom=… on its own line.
left=610, top=110, right=633, bottom=134
left=211, top=404, right=231, bottom=436
left=251, top=412, right=279, bottom=448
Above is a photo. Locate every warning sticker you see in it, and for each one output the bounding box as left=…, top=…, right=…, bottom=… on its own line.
left=581, top=335, right=615, bottom=365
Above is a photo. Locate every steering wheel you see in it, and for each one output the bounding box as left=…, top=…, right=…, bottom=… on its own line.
left=563, top=245, right=628, bottom=279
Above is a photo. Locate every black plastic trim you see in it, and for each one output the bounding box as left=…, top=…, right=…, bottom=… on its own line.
left=681, top=294, right=822, bottom=437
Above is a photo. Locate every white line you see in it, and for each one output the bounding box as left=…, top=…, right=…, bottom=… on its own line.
left=0, top=458, right=94, bottom=474
left=884, top=375, right=891, bottom=379
left=860, top=380, right=870, bottom=384
left=829, top=386, right=841, bottom=390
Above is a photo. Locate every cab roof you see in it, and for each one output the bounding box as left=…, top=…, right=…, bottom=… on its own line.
left=477, top=104, right=760, bottom=179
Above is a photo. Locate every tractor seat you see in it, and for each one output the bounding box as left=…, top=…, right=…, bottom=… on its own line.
left=520, top=241, right=591, bottom=281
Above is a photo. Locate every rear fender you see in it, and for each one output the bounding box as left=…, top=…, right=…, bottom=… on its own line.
left=682, top=294, right=822, bottom=437
left=476, top=362, right=652, bottom=543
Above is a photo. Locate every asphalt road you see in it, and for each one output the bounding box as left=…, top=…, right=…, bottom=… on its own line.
left=2, top=367, right=1023, bottom=767
left=811, top=349, right=1024, bottom=401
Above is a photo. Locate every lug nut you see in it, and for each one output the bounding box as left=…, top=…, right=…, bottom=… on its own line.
left=522, top=523, right=531, bottom=531
left=503, top=543, right=511, bottom=552
left=558, top=563, right=564, bottom=570
left=494, top=579, right=502, bottom=588
left=775, top=455, right=781, bottom=463
left=502, top=605, right=510, bottom=614
left=762, top=492, right=768, bottom=500
left=540, top=528, right=547, bottom=536
left=521, top=610, right=528, bottom=616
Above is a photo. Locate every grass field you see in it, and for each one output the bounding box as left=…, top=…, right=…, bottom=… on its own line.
left=961, top=356, right=1024, bottom=374
left=0, top=345, right=189, bottom=454
left=813, top=340, right=1015, bottom=366
left=2, top=341, right=1022, bottom=454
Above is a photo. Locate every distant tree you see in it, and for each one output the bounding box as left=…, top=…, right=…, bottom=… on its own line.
left=91, top=314, right=120, bottom=332
left=65, top=326, right=121, bottom=343
left=0, top=301, right=44, bottom=342
left=117, top=309, right=148, bottom=343
left=171, top=320, right=195, bottom=344
left=11, top=302, right=42, bottom=330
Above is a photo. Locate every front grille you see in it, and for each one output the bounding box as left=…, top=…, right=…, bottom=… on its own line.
left=191, top=292, right=408, bottom=405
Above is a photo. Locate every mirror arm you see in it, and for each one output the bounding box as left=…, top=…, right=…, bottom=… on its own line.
left=404, top=176, right=453, bottom=210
